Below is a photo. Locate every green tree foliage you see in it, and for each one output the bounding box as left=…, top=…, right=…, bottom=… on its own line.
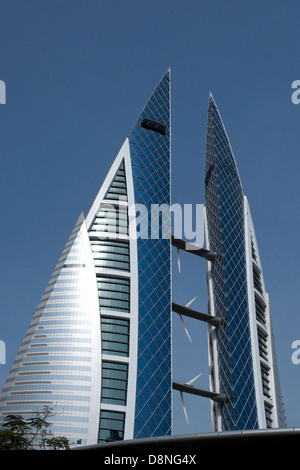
left=0, top=406, right=70, bottom=450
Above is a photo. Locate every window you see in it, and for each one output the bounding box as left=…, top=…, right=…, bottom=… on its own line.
left=257, top=328, right=268, bottom=361
left=141, top=117, right=166, bottom=135
left=104, top=160, right=127, bottom=201
left=101, top=317, right=130, bottom=357
left=98, top=276, right=130, bottom=312
left=261, top=363, right=271, bottom=398
left=98, top=410, right=125, bottom=443
left=101, top=361, right=128, bottom=406
left=255, top=294, right=266, bottom=325
left=91, top=239, right=130, bottom=272
left=253, top=264, right=263, bottom=294
left=63, top=264, right=85, bottom=268
left=251, top=237, right=258, bottom=262
left=264, top=402, right=273, bottom=428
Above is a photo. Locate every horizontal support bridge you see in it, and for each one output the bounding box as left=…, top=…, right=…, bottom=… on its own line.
left=172, top=382, right=228, bottom=404
left=171, top=235, right=217, bottom=262
left=172, top=302, right=222, bottom=327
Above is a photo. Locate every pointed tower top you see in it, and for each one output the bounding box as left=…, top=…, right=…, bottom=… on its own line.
left=208, top=91, right=217, bottom=109
left=205, top=93, right=242, bottom=187
left=129, top=69, right=171, bottom=137
left=128, top=70, right=171, bottom=208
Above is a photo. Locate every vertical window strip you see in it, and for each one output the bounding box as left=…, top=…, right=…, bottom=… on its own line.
left=255, top=295, right=266, bottom=326
left=257, top=329, right=269, bottom=361
left=264, top=402, right=273, bottom=428
left=260, top=363, right=271, bottom=398
left=104, top=161, right=127, bottom=201
left=253, top=264, right=263, bottom=294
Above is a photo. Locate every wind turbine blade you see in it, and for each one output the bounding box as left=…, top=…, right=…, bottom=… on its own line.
left=179, top=314, right=192, bottom=343
left=180, top=391, right=189, bottom=424
left=177, top=247, right=181, bottom=273
left=185, top=297, right=197, bottom=308
left=185, top=373, right=203, bottom=386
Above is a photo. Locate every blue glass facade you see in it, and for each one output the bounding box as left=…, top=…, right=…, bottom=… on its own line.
left=128, top=70, right=172, bottom=438
left=205, top=95, right=258, bottom=430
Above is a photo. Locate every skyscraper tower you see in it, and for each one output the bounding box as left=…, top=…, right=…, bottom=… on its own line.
left=204, top=94, right=286, bottom=431
left=0, top=70, right=172, bottom=446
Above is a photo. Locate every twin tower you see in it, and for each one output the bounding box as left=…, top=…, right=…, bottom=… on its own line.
left=0, top=70, right=286, bottom=446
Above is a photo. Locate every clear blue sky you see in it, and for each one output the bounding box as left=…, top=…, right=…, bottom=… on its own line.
left=1, top=0, right=300, bottom=435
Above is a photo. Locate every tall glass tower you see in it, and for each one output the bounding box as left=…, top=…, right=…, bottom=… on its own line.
left=204, top=94, right=285, bottom=431
left=0, top=70, right=172, bottom=446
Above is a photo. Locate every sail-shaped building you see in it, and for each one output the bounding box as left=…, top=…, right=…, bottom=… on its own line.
left=0, top=74, right=287, bottom=448
left=204, top=94, right=286, bottom=431
left=0, top=70, right=172, bottom=446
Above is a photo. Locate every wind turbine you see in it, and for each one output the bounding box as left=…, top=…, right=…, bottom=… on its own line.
left=177, top=247, right=181, bottom=273
left=178, top=297, right=197, bottom=343
left=179, top=373, right=203, bottom=424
